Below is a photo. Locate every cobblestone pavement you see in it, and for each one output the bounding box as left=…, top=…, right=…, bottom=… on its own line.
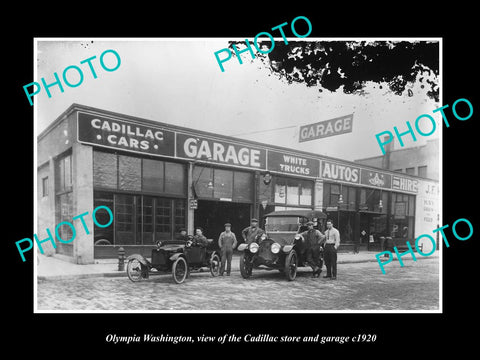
left=37, top=258, right=439, bottom=311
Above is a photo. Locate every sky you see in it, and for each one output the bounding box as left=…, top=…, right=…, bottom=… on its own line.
left=35, top=39, right=441, bottom=162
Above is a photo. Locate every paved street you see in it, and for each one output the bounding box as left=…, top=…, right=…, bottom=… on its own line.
left=37, top=258, right=439, bottom=311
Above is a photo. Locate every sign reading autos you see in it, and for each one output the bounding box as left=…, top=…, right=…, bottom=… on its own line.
left=77, top=112, right=175, bottom=157
left=176, top=133, right=267, bottom=169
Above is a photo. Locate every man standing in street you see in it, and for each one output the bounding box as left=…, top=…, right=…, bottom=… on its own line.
left=299, top=221, right=326, bottom=278
left=242, top=218, right=264, bottom=244
left=323, top=219, right=341, bottom=280
left=218, top=223, right=237, bottom=276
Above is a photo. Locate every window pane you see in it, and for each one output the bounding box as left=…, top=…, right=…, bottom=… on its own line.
left=408, top=195, right=415, bottom=216
left=193, top=166, right=214, bottom=198
left=143, top=159, right=164, bottom=193
left=323, top=183, right=330, bottom=206
left=155, top=198, right=172, bottom=239
left=93, top=191, right=114, bottom=245
left=286, top=182, right=299, bottom=206
left=119, top=155, right=141, bottom=191
left=214, top=169, right=233, bottom=199
left=42, top=177, right=49, bottom=197
left=299, top=180, right=312, bottom=206
left=406, top=167, right=415, bottom=175
left=174, top=199, right=186, bottom=234
left=56, top=157, right=65, bottom=191
left=93, top=151, right=117, bottom=189
left=115, top=194, right=135, bottom=245
left=274, top=178, right=286, bottom=204
left=418, top=166, right=427, bottom=178
left=331, top=184, right=340, bottom=194
left=233, top=171, right=253, bottom=202
left=165, top=162, right=186, bottom=195
left=348, top=187, right=356, bottom=210
left=64, top=155, right=72, bottom=188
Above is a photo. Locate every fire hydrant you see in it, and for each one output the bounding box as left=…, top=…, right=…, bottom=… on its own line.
left=118, top=247, right=125, bottom=271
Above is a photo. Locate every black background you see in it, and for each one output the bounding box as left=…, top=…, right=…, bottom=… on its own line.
left=7, top=4, right=478, bottom=355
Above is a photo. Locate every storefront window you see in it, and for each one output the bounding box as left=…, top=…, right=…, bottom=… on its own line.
left=119, top=155, right=142, bottom=191
left=115, top=194, right=135, bottom=245
left=93, top=191, right=114, bottom=245
left=193, top=167, right=253, bottom=203
left=174, top=199, right=186, bottom=234
left=93, top=151, right=117, bottom=189
left=155, top=198, right=172, bottom=239
left=165, top=162, right=186, bottom=195
left=56, top=192, right=73, bottom=255
left=299, top=181, right=312, bottom=206
left=233, top=171, right=253, bottom=202
left=214, top=169, right=233, bottom=199
left=56, top=152, right=73, bottom=192
left=142, top=159, right=164, bottom=193
left=274, top=177, right=313, bottom=208
left=390, top=192, right=415, bottom=239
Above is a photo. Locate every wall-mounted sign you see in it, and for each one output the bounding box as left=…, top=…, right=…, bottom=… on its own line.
left=299, top=114, right=353, bottom=143
left=392, top=175, right=418, bottom=193
left=321, top=161, right=360, bottom=184
left=176, top=133, right=267, bottom=169
left=360, top=170, right=392, bottom=189
left=77, top=112, right=175, bottom=157
left=267, top=150, right=319, bottom=177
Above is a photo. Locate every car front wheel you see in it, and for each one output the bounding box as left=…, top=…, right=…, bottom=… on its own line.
left=239, top=254, right=253, bottom=279
left=172, top=257, right=188, bottom=284
left=284, top=250, right=297, bottom=281
left=210, top=253, right=221, bottom=277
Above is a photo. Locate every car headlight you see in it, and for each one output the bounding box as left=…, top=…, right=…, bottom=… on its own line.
left=260, top=234, right=267, bottom=241
left=271, top=243, right=281, bottom=254
left=294, top=235, right=301, bottom=240
left=249, top=242, right=259, bottom=253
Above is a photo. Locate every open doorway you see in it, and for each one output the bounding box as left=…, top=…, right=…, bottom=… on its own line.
left=194, top=200, right=251, bottom=245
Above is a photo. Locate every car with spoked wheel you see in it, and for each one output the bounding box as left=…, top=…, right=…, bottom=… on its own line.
left=237, top=210, right=327, bottom=281
left=126, top=236, right=221, bottom=284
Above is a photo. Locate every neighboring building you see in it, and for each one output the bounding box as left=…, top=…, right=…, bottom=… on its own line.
left=37, top=104, right=439, bottom=263
left=354, top=138, right=439, bottom=181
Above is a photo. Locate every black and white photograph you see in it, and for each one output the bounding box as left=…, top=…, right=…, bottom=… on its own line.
left=33, top=38, right=441, bottom=312
left=8, top=8, right=479, bottom=354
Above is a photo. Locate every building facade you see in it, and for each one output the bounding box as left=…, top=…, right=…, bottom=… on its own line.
left=37, top=104, right=439, bottom=263
left=355, top=138, right=439, bottom=180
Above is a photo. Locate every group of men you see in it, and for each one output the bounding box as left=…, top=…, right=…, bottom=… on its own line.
left=298, top=219, right=340, bottom=279
left=178, top=217, right=340, bottom=279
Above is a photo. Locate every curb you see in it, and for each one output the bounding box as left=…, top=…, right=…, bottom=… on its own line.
left=37, top=254, right=439, bottom=281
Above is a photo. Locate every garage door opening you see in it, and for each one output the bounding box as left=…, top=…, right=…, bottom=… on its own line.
left=194, top=200, right=251, bottom=244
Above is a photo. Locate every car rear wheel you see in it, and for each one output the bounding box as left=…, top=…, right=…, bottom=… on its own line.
left=127, top=259, right=146, bottom=282
left=210, top=253, right=221, bottom=277
left=172, top=257, right=188, bottom=284
left=239, top=254, right=252, bottom=279
left=284, top=250, right=297, bottom=281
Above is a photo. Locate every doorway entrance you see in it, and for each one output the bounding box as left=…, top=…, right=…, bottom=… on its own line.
left=194, top=200, right=252, bottom=244
left=359, top=212, right=387, bottom=250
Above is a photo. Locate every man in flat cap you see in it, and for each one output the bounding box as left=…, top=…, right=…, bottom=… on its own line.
left=218, top=223, right=237, bottom=276
left=242, top=218, right=265, bottom=245
left=193, top=227, right=209, bottom=248
left=299, top=221, right=326, bottom=278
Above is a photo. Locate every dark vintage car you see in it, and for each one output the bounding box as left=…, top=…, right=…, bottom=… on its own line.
left=126, top=236, right=221, bottom=284
left=237, top=210, right=327, bottom=281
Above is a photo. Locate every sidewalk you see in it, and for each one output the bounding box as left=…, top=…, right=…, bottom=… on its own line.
left=37, top=251, right=439, bottom=281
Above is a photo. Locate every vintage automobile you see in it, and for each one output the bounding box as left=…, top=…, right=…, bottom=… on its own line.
left=126, top=236, right=221, bottom=284
left=237, top=209, right=327, bottom=281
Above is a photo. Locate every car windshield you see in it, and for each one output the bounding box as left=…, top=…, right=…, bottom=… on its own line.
left=265, top=216, right=300, bottom=232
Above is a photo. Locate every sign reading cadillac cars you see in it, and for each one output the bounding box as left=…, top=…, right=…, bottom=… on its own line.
left=77, top=112, right=175, bottom=156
